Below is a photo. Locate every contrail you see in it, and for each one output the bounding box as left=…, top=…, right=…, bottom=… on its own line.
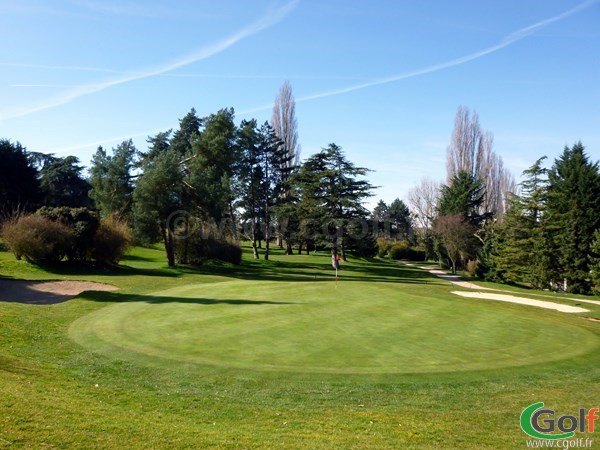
left=0, top=0, right=299, bottom=121
left=293, top=0, right=598, bottom=104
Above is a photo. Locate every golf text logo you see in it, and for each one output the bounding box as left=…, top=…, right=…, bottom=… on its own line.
left=520, top=402, right=598, bottom=440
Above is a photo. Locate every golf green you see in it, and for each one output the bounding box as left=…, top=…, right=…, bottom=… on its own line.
left=69, top=279, right=597, bottom=374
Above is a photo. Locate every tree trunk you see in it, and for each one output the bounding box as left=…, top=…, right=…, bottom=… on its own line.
left=297, top=241, right=303, bottom=255
left=161, top=224, right=175, bottom=267
left=264, top=218, right=270, bottom=261
left=181, top=216, right=189, bottom=264
left=285, top=240, right=293, bottom=255
left=341, top=242, right=347, bottom=262
left=229, top=201, right=238, bottom=240
left=251, top=219, right=259, bottom=259
left=264, top=176, right=270, bottom=260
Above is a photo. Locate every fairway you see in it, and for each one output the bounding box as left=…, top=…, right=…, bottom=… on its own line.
left=70, top=278, right=597, bottom=374
left=2, top=247, right=600, bottom=448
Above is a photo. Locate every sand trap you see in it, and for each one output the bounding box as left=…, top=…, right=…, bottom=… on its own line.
left=0, top=280, right=118, bottom=305
left=404, top=263, right=593, bottom=314
left=423, top=268, right=496, bottom=290
left=451, top=291, right=589, bottom=313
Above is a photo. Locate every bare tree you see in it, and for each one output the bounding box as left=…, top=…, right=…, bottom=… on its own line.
left=432, top=214, right=476, bottom=274
left=407, top=177, right=440, bottom=230
left=272, top=81, right=300, bottom=248
left=272, top=80, right=300, bottom=168
left=446, top=106, right=515, bottom=219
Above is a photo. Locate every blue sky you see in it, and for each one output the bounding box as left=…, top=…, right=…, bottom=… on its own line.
left=1, top=0, right=598, bottom=206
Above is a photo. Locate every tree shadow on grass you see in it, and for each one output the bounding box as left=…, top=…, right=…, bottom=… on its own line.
left=78, top=291, right=299, bottom=306
left=30, top=261, right=181, bottom=279
left=209, top=257, right=445, bottom=285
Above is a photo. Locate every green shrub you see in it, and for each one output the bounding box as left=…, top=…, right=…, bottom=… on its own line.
left=389, top=240, right=426, bottom=261
left=1, top=214, right=72, bottom=264
left=376, top=237, right=392, bottom=258
left=91, top=216, right=132, bottom=265
left=175, top=227, right=242, bottom=266
left=389, top=240, right=410, bottom=260
left=346, top=232, right=378, bottom=258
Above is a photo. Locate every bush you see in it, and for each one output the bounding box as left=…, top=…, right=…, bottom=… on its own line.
left=36, top=206, right=99, bottom=261
left=376, top=238, right=392, bottom=258
left=346, top=232, right=378, bottom=258
left=466, top=259, right=478, bottom=277
left=91, top=216, right=132, bottom=265
left=1, top=215, right=72, bottom=263
left=389, top=240, right=426, bottom=261
left=389, top=240, right=410, bottom=260
left=174, top=222, right=242, bottom=266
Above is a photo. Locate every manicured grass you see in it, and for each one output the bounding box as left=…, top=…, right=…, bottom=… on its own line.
left=1, top=246, right=599, bottom=448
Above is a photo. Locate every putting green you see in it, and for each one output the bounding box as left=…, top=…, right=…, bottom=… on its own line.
left=69, top=280, right=597, bottom=374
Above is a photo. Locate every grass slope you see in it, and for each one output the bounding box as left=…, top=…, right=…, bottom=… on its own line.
left=1, top=246, right=599, bottom=448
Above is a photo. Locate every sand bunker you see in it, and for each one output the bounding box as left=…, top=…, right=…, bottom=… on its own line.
left=451, top=291, right=589, bottom=313
left=0, top=280, right=118, bottom=305
left=406, top=263, right=593, bottom=314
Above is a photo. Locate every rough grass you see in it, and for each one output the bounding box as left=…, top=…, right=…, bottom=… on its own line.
left=0, top=246, right=599, bottom=448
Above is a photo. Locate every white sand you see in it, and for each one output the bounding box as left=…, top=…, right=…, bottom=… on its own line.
left=406, top=263, right=592, bottom=314
left=451, top=291, right=589, bottom=313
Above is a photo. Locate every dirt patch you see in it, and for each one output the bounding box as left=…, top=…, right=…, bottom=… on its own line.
left=0, top=280, right=118, bottom=305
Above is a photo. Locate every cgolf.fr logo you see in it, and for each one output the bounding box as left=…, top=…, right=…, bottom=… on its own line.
left=520, top=402, right=598, bottom=440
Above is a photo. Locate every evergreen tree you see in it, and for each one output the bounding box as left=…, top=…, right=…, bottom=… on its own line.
left=437, top=170, right=486, bottom=226
left=257, top=121, right=290, bottom=260
left=133, top=132, right=183, bottom=267
left=546, top=143, right=600, bottom=294
left=0, top=139, right=40, bottom=216
left=388, top=198, right=412, bottom=240
left=188, top=108, right=238, bottom=230
left=591, top=230, right=600, bottom=294
left=89, top=140, right=137, bottom=219
left=237, top=119, right=264, bottom=259
left=170, top=108, right=202, bottom=157
left=371, top=200, right=390, bottom=238
left=293, top=143, right=373, bottom=262
left=36, top=155, right=90, bottom=208
left=490, top=157, right=551, bottom=288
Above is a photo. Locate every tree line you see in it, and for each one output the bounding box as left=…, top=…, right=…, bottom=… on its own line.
left=406, top=107, right=599, bottom=295
left=0, top=82, right=378, bottom=268
left=1, top=96, right=598, bottom=294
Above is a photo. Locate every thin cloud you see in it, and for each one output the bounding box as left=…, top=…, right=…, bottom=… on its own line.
left=294, top=0, right=598, bottom=104
left=68, top=0, right=182, bottom=19
left=0, top=0, right=300, bottom=121
left=10, top=84, right=102, bottom=88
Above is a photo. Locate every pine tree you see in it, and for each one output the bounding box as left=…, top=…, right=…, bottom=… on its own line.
left=0, top=139, right=40, bottom=216
left=133, top=131, right=183, bottom=267
left=293, top=144, right=373, bottom=262
left=88, top=140, right=137, bottom=219
left=490, top=157, right=551, bottom=288
left=546, top=143, right=600, bottom=294
left=591, top=230, right=600, bottom=294
left=437, top=170, right=487, bottom=227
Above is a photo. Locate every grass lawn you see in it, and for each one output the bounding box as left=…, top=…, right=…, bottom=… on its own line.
left=1, top=246, right=599, bottom=448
